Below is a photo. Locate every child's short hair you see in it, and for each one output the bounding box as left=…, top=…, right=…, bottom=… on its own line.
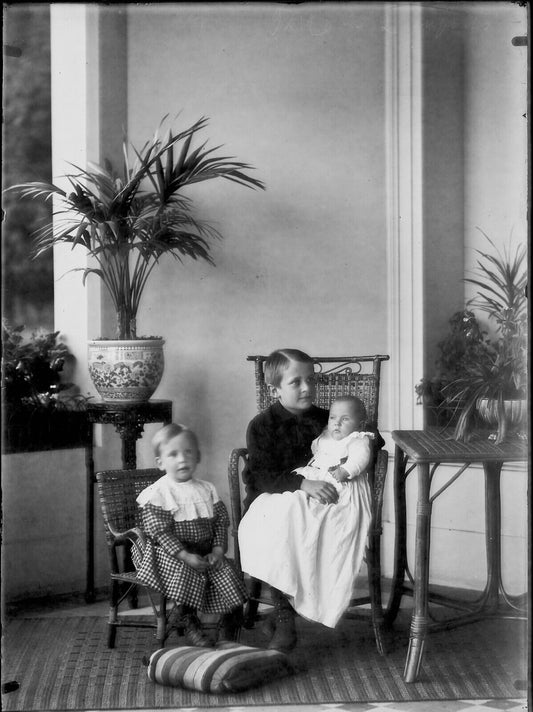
left=152, top=423, right=200, bottom=459
left=264, top=349, right=314, bottom=387
left=332, top=395, right=367, bottom=423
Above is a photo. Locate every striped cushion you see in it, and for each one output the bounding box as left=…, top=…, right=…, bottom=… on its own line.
left=146, top=642, right=293, bottom=693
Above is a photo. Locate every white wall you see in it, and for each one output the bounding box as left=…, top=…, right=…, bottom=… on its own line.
left=2, top=450, right=104, bottom=601
left=463, top=3, right=528, bottom=273
left=126, top=3, right=390, bottom=484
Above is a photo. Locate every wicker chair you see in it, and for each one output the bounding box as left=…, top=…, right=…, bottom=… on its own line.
left=228, top=354, right=390, bottom=655
left=96, top=468, right=181, bottom=648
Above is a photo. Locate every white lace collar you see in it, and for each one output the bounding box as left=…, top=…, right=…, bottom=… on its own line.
left=137, top=474, right=220, bottom=522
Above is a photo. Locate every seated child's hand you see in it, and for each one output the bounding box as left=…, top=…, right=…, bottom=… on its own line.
left=206, top=547, right=225, bottom=570
left=179, top=551, right=209, bottom=571
left=301, top=478, right=339, bottom=505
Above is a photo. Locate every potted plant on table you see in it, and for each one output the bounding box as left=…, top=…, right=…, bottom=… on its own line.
left=418, top=230, right=527, bottom=444
left=2, top=321, right=90, bottom=452
left=415, top=309, right=491, bottom=427
left=6, top=115, right=265, bottom=403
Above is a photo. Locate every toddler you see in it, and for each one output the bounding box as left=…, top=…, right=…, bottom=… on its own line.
left=135, top=423, right=247, bottom=646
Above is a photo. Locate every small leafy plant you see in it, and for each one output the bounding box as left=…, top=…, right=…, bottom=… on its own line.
left=415, top=310, right=490, bottom=426
left=1, top=321, right=83, bottom=408
left=419, top=230, right=527, bottom=442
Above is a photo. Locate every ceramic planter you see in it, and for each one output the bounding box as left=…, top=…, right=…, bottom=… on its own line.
left=88, top=339, right=165, bottom=404
left=476, top=397, right=527, bottom=444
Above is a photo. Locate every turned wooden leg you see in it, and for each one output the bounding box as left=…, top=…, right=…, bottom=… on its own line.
left=404, top=462, right=431, bottom=683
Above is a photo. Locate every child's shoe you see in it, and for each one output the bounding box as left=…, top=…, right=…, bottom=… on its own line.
left=267, top=607, right=297, bottom=653
left=217, top=607, right=243, bottom=644
left=258, top=613, right=276, bottom=642
left=267, top=588, right=297, bottom=654
left=183, top=612, right=211, bottom=647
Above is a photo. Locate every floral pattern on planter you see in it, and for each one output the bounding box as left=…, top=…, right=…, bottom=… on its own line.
left=88, top=340, right=164, bottom=403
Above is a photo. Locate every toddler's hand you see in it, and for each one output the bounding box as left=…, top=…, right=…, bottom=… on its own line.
left=206, top=549, right=224, bottom=570
left=179, top=551, right=209, bottom=571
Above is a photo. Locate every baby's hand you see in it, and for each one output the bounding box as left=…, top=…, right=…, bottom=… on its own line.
left=179, top=551, right=209, bottom=571
left=331, top=466, right=350, bottom=483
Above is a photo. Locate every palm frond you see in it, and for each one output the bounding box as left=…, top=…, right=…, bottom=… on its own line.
left=6, top=114, right=265, bottom=338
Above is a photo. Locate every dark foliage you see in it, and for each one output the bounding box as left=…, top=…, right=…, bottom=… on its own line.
left=2, top=5, right=53, bottom=330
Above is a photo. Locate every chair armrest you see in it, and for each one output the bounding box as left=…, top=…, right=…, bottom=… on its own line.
left=228, top=448, right=248, bottom=530
left=370, top=449, right=388, bottom=535
left=228, top=447, right=248, bottom=575
left=110, top=525, right=147, bottom=548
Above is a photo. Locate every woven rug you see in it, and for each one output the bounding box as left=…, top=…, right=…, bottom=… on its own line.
left=1, top=613, right=526, bottom=710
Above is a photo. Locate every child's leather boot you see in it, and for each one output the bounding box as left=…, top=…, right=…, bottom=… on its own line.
left=258, top=613, right=276, bottom=641
left=182, top=610, right=211, bottom=647
left=267, top=589, right=297, bottom=654
left=217, top=606, right=243, bottom=643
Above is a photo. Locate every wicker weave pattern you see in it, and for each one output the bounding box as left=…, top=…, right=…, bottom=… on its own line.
left=97, top=469, right=161, bottom=545
left=250, top=355, right=388, bottom=425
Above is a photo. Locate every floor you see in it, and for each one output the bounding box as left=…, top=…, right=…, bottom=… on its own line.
left=3, top=594, right=528, bottom=712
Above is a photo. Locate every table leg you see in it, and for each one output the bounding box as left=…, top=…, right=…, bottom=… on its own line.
left=404, top=461, right=431, bottom=683
left=122, top=436, right=137, bottom=470
left=385, top=444, right=408, bottom=625
left=117, top=427, right=140, bottom=606
left=481, top=461, right=503, bottom=611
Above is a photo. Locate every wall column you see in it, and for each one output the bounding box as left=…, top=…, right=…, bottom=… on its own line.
left=50, top=5, right=127, bottom=387
left=385, top=3, right=424, bottom=431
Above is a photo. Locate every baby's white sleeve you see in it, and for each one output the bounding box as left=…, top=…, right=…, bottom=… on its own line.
left=342, top=435, right=372, bottom=479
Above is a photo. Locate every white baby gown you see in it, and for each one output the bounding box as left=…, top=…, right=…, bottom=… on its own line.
left=238, top=431, right=373, bottom=628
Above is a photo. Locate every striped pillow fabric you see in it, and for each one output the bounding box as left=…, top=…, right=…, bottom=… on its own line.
left=146, top=642, right=293, bottom=693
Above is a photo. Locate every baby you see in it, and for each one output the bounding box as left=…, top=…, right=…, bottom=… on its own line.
left=295, top=395, right=374, bottom=494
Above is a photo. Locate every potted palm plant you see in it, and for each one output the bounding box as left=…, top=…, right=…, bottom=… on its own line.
left=7, top=116, right=265, bottom=403
left=440, top=230, right=527, bottom=444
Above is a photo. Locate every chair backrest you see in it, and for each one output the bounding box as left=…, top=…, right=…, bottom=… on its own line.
left=95, top=468, right=161, bottom=543
left=247, top=354, right=389, bottom=428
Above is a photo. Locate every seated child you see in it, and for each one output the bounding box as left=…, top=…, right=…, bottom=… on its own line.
left=238, top=350, right=381, bottom=651
left=134, top=423, right=247, bottom=647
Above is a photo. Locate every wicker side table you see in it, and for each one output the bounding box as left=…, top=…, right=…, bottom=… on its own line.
left=385, top=429, right=527, bottom=682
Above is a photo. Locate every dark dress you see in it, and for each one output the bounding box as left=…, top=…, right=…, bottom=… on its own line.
left=242, top=400, right=329, bottom=508
left=242, top=399, right=385, bottom=507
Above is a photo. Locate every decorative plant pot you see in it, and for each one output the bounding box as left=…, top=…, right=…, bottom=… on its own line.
left=476, top=397, right=527, bottom=444
left=88, top=339, right=165, bottom=404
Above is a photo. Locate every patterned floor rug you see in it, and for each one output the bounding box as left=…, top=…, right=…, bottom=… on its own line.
left=1, top=613, right=527, bottom=711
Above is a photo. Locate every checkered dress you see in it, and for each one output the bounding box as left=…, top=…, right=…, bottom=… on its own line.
left=133, top=483, right=247, bottom=613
